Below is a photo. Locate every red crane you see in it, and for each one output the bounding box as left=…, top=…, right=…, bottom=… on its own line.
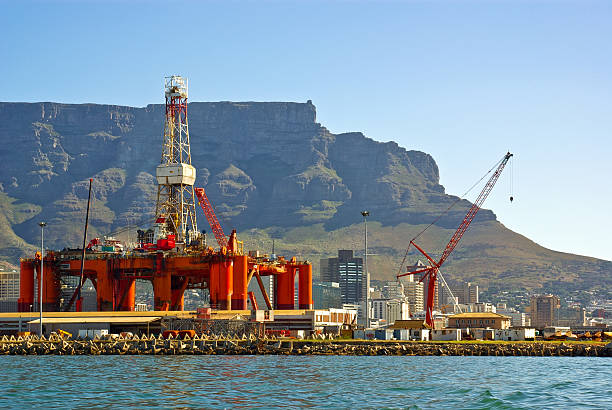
left=398, top=152, right=513, bottom=328
left=194, top=187, right=228, bottom=249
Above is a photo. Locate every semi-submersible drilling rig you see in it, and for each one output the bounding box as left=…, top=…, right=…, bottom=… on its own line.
left=18, top=76, right=313, bottom=313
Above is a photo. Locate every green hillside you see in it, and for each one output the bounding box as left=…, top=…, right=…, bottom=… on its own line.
left=236, top=220, right=611, bottom=295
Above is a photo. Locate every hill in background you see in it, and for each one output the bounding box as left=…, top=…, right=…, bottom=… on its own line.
left=0, top=101, right=609, bottom=299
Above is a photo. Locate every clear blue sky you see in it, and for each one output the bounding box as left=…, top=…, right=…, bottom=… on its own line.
left=2, top=0, right=611, bottom=261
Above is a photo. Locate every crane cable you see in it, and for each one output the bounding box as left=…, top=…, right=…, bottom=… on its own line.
left=395, top=154, right=507, bottom=278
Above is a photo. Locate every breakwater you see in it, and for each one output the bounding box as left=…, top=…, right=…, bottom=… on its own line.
left=1, top=335, right=611, bottom=356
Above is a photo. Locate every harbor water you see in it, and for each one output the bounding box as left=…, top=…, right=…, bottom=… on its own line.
left=1, top=356, right=610, bottom=408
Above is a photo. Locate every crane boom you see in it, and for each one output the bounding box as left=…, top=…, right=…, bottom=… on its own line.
left=398, top=152, right=513, bottom=327
left=194, top=187, right=228, bottom=249
left=437, top=151, right=513, bottom=267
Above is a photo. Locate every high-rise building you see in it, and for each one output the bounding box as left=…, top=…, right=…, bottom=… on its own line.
left=320, top=259, right=330, bottom=283
left=399, top=274, right=424, bottom=314
left=557, top=306, right=587, bottom=327
left=497, top=306, right=530, bottom=327
left=320, top=250, right=364, bottom=304
left=405, top=260, right=438, bottom=311
left=371, top=298, right=410, bottom=325
left=530, top=294, right=560, bottom=328
left=441, top=281, right=479, bottom=305
left=313, top=281, right=343, bottom=309
left=0, top=270, right=19, bottom=312
left=0, top=271, right=20, bottom=300
left=382, top=281, right=405, bottom=299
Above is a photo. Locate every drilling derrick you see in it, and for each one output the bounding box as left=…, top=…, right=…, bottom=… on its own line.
left=18, top=76, right=313, bottom=316
left=155, top=76, right=199, bottom=244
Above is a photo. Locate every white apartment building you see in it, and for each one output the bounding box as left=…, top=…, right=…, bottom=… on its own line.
left=400, top=274, right=424, bottom=313
left=0, top=271, right=20, bottom=300
left=371, top=298, right=410, bottom=326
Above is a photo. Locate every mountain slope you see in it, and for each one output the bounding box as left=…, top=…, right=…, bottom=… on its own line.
left=0, top=101, right=609, bottom=296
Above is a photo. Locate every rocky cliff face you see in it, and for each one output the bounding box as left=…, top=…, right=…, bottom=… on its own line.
left=0, top=101, right=609, bottom=296
left=0, top=101, right=478, bottom=249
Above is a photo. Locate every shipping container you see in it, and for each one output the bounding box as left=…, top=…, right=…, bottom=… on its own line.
left=375, top=329, right=394, bottom=340
left=393, top=329, right=410, bottom=340
left=364, top=329, right=376, bottom=340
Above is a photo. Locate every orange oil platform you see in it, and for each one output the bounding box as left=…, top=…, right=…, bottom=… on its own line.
left=18, top=76, right=312, bottom=313
left=17, top=240, right=313, bottom=312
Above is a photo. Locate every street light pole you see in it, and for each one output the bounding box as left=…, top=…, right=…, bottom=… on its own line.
left=361, top=211, right=369, bottom=328
left=38, top=221, right=47, bottom=337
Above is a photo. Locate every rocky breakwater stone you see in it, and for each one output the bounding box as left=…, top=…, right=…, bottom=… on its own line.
left=605, top=342, right=612, bottom=357
left=0, top=337, right=611, bottom=356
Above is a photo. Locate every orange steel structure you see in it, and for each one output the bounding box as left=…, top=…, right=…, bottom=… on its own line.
left=18, top=250, right=313, bottom=312
left=18, top=75, right=313, bottom=313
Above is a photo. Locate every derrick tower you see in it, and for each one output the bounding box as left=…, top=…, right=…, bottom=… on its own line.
left=154, top=76, right=199, bottom=243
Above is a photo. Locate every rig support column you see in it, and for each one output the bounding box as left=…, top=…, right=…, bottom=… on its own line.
left=298, top=264, right=313, bottom=309
left=275, top=265, right=295, bottom=310
left=116, top=278, right=135, bottom=311
left=97, top=265, right=115, bottom=311
left=170, top=276, right=188, bottom=311
left=18, top=259, right=35, bottom=312
left=36, top=259, right=59, bottom=312
left=232, top=255, right=248, bottom=310
left=218, top=258, right=233, bottom=310
left=209, top=261, right=220, bottom=309
left=153, top=254, right=171, bottom=311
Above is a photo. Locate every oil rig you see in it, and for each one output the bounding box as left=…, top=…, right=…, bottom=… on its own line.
left=18, top=76, right=313, bottom=313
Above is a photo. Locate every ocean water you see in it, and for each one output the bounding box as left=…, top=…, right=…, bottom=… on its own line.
left=0, top=356, right=610, bottom=409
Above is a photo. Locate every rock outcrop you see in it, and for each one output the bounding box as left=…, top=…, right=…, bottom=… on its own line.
left=0, top=101, right=456, bottom=247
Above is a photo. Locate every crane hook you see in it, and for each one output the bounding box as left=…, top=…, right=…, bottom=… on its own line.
left=510, top=196, right=514, bottom=202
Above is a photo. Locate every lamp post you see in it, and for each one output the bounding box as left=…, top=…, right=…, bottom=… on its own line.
left=361, top=210, right=369, bottom=328
left=38, top=221, right=47, bottom=337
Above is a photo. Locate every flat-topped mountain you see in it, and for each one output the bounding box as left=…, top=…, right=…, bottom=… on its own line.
left=0, top=101, right=609, bottom=300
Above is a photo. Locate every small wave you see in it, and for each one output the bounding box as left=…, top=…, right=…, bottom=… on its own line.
left=469, top=389, right=514, bottom=410
left=449, top=387, right=472, bottom=395
left=0, top=356, right=610, bottom=408
left=504, top=390, right=527, bottom=401
left=548, top=381, right=573, bottom=390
